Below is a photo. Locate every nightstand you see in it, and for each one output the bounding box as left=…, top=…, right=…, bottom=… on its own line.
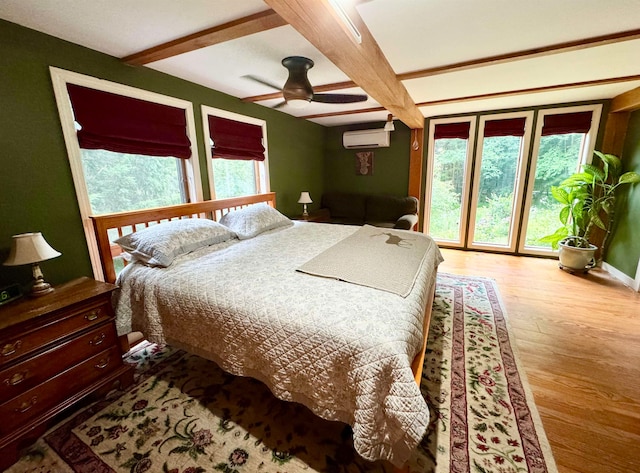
left=0, top=277, right=134, bottom=469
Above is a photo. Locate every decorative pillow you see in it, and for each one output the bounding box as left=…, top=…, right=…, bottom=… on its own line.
left=115, top=218, right=235, bottom=267
left=219, top=203, right=293, bottom=240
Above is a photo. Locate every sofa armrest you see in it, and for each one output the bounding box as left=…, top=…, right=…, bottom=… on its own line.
left=394, top=213, right=418, bottom=230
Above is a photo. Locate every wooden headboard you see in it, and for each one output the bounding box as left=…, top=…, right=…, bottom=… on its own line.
left=89, top=192, right=276, bottom=284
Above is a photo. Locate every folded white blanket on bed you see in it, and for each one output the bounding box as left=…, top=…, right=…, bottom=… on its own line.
left=297, top=224, right=434, bottom=297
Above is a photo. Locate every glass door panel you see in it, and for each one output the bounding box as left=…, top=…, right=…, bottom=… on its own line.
left=472, top=135, right=522, bottom=245
left=468, top=112, right=532, bottom=252
left=429, top=138, right=468, bottom=240
left=522, top=133, right=585, bottom=249
left=424, top=118, right=475, bottom=247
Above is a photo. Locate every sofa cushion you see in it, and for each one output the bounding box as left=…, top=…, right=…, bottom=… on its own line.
left=321, top=192, right=367, bottom=223
left=365, top=195, right=418, bottom=223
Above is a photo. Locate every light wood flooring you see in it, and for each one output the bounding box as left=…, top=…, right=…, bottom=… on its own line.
left=438, top=249, right=640, bottom=473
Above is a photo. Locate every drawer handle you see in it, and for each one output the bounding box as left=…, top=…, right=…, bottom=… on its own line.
left=95, top=357, right=111, bottom=369
left=15, top=396, right=37, bottom=414
left=90, top=333, right=106, bottom=346
left=84, top=310, right=100, bottom=321
left=4, top=370, right=28, bottom=386
left=2, top=340, right=22, bottom=357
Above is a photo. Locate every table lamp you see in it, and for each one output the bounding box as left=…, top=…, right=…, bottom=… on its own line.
left=3, top=232, right=61, bottom=297
left=297, top=192, right=313, bottom=217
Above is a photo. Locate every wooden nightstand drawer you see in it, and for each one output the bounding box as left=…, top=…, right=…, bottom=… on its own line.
left=0, top=345, right=121, bottom=436
left=0, top=322, right=118, bottom=399
left=0, top=301, right=111, bottom=367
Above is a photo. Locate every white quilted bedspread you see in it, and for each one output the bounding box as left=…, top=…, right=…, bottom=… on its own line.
left=113, top=222, right=443, bottom=466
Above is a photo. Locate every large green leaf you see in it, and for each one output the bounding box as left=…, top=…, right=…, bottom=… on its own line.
left=619, top=171, right=640, bottom=185
left=582, top=163, right=605, bottom=182
left=594, top=150, right=621, bottom=173
left=550, top=186, right=570, bottom=204
left=559, top=205, right=570, bottom=225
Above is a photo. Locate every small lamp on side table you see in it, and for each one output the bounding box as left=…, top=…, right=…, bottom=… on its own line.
left=297, top=192, right=313, bottom=217
left=3, top=232, right=61, bottom=297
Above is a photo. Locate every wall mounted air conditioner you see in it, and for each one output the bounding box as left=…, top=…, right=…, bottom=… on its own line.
left=343, top=129, right=390, bottom=149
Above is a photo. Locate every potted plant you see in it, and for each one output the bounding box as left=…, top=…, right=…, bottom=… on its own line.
left=539, top=151, right=640, bottom=272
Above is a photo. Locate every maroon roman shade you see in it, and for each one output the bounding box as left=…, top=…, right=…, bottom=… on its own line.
left=542, top=111, right=592, bottom=136
left=67, top=84, right=192, bottom=159
left=434, top=122, right=471, bottom=140
left=208, top=116, right=265, bottom=161
left=484, top=117, right=526, bottom=137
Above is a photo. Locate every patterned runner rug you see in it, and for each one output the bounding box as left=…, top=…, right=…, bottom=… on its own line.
left=8, top=273, right=557, bottom=473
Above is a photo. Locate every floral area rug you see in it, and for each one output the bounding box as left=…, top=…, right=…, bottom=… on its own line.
left=7, top=273, right=557, bottom=473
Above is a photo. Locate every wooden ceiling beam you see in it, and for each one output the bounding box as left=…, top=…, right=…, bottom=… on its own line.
left=264, top=0, right=424, bottom=129
left=122, top=9, right=287, bottom=65
left=242, top=28, right=640, bottom=104
left=610, top=85, right=640, bottom=112
left=400, top=28, right=640, bottom=82
left=300, top=74, right=640, bottom=120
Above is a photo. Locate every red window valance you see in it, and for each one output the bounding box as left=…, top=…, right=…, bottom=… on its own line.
left=67, top=84, right=192, bottom=159
left=542, top=111, right=592, bottom=136
left=434, top=122, right=471, bottom=140
left=208, top=116, right=265, bottom=161
left=484, top=117, right=526, bottom=137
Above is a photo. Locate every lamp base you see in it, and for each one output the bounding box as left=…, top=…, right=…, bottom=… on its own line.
left=30, top=263, right=54, bottom=297
left=30, top=279, right=54, bottom=297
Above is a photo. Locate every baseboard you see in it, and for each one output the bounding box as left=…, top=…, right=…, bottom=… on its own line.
left=602, top=261, right=640, bottom=292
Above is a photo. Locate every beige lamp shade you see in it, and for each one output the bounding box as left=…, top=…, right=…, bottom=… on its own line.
left=4, top=232, right=61, bottom=266
left=297, top=192, right=313, bottom=204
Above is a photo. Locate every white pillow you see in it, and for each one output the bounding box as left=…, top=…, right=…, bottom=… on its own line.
left=219, top=203, right=293, bottom=240
left=115, top=218, right=235, bottom=267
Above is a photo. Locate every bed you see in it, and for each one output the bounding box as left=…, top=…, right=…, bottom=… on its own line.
left=90, top=193, right=443, bottom=469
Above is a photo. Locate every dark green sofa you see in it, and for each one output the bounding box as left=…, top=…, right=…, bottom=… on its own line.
left=319, top=192, right=419, bottom=230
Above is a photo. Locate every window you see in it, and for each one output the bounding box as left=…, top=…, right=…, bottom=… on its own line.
left=519, top=106, right=601, bottom=255
left=201, top=106, right=269, bottom=199
left=424, top=117, right=476, bottom=246
left=50, top=67, right=202, bottom=280
left=469, top=114, right=532, bottom=251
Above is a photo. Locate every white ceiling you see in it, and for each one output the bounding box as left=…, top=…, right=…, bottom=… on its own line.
left=2, top=0, right=640, bottom=127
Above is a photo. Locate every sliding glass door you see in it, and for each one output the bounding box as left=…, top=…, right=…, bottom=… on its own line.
left=423, top=117, right=475, bottom=247
left=468, top=112, right=533, bottom=251
left=519, top=106, right=602, bottom=255
left=423, top=105, right=602, bottom=257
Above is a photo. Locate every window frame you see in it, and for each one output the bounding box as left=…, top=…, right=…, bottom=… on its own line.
left=423, top=115, right=476, bottom=248
left=201, top=105, right=270, bottom=200
left=50, top=67, right=203, bottom=280
left=518, top=104, right=602, bottom=256
left=467, top=111, right=534, bottom=253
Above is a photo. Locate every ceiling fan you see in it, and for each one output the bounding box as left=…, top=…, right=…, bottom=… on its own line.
left=248, top=56, right=368, bottom=109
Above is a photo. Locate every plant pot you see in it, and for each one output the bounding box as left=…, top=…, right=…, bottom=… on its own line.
left=558, top=238, right=597, bottom=272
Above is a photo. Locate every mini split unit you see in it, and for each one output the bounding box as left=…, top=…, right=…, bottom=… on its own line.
left=342, top=129, right=390, bottom=149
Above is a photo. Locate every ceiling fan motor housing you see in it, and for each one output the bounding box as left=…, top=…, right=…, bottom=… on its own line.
left=282, top=56, right=315, bottom=102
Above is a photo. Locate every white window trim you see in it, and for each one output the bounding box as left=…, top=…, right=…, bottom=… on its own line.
left=518, top=104, right=603, bottom=256
left=468, top=111, right=534, bottom=253
left=50, top=67, right=203, bottom=281
left=423, top=115, right=476, bottom=248
left=200, top=105, right=270, bottom=200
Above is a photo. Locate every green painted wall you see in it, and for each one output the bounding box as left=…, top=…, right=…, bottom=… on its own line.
left=605, top=109, right=640, bottom=278
left=0, top=20, right=325, bottom=288
left=323, top=122, right=412, bottom=198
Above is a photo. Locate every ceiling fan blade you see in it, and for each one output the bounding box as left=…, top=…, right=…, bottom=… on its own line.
left=272, top=100, right=287, bottom=109
left=311, top=93, right=368, bottom=104
left=244, top=75, right=282, bottom=92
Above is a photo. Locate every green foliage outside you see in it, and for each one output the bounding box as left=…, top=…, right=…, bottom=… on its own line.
left=211, top=159, right=256, bottom=199
left=430, top=133, right=585, bottom=248
left=81, top=149, right=186, bottom=215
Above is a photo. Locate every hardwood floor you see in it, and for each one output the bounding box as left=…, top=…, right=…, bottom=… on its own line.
left=438, top=249, right=640, bottom=473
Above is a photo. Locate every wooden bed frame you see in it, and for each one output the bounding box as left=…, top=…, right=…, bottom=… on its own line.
left=89, top=192, right=435, bottom=470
